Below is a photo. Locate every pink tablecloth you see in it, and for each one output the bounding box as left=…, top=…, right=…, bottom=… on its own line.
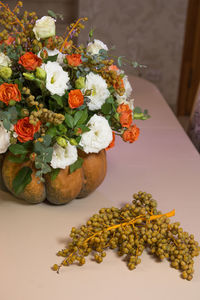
left=0, top=76, right=200, bottom=300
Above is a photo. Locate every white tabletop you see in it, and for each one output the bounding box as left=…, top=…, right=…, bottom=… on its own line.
left=0, top=76, right=200, bottom=300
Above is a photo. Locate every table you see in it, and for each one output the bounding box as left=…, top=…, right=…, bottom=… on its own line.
left=0, top=76, right=200, bottom=300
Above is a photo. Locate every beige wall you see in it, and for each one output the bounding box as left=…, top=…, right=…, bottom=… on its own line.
left=5, top=0, right=78, bottom=34
left=78, top=0, right=188, bottom=111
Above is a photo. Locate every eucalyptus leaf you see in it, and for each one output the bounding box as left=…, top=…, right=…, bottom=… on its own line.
left=3, top=118, right=10, bottom=131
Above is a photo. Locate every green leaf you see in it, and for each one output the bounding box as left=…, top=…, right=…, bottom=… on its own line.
left=9, top=144, right=29, bottom=155
left=8, top=154, right=28, bottom=163
left=12, top=166, right=32, bottom=195
left=106, top=96, right=115, bottom=104
left=50, top=168, right=60, bottom=181
left=3, top=118, right=10, bottom=130
left=43, top=54, right=58, bottom=63
left=44, top=147, right=53, bottom=163
left=134, top=107, right=142, bottom=114
left=48, top=10, right=63, bottom=20
left=101, top=102, right=112, bottom=114
left=70, top=157, right=83, bottom=173
left=51, top=94, right=63, bottom=107
left=57, top=123, right=67, bottom=134
left=108, top=86, right=115, bottom=94
left=43, top=134, right=52, bottom=147
left=65, top=113, right=74, bottom=128
left=48, top=9, right=57, bottom=19
left=34, top=141, right=45, bottom=154
left=74, top=109, right=88, bottom=126
left=117, top=56, right=125, bottom=67
left=46, top=126, right=58, bottom=137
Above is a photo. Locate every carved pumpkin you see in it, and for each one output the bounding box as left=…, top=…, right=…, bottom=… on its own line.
left=2, top=150, right=107, bottom=205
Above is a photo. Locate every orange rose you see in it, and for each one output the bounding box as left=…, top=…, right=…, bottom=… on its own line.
left=18, top=52, right=42, bottom=71
left=66, top=54, right=82, bottom=67
left=117, top=104, right=133, bottom=128
left=106, top=132, right=115, bottom=150
left=119, top=111, right=133, bottom=128
left=122, top=125, right=140, bottom=143
left=68, top=89, right=84, bottom=109
left=14, top=117, right=41, bottom=143
left=0, top=83, right=21, bottom=105
left=109, top=64, right=119, bottom=71
left=117, top=103, right=130, bottom=113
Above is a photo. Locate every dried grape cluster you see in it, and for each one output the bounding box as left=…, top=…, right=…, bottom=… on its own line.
left=52, top=192, right=200, bottom=280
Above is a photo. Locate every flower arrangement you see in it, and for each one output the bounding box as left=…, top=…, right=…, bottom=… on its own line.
left=0, top=1, right=149, bottom=202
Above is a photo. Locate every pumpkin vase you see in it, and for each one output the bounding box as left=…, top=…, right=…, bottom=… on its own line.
left=2, top=150, right=107, bottom=205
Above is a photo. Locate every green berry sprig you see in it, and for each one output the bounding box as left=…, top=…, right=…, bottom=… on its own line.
left=52, top=191, right=200, bottom=281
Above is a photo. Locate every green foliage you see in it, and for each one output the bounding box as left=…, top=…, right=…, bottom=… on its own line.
left=0, top=106, right=18, bottom=130
left=34, top=136, right=53, bottom=181
left=51, top=94, right=64, bottom=107
left=43, top=54, right=59, bottom=63
left=50, top=168, right=60, bottom=181
left=48, top=10, right=64, bottom=20
left=133, top=107, right=151, bottom=120
left=8, top=154, right=28, bottom=164
left=69, top=157, right=83, bottom=173
left=74, top=109, right=88, bottom=126
left=117, top=56, right=125, bottom=67
left=9, top=143, right=29, bottom=155
left=65, top=113, right=74, bottom=128
left=12, top=167, right=33, bottom=195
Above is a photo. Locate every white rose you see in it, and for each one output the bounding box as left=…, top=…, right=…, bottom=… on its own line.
left=80, top=114, right=112, bottom=153
left=84, top=72, right=110, bottom=110
left=0, top=122, right=12, bottom=154
left=87, top=39, right=108, bottom=55
left=0, top=52, right=11, bottom=67
left=38, top=47, right=65, bottom=65
left=50, top=142, right=78, bottom=169
left=41, top=61, right=70, bottom=96
left=33, top=16, right=56, bottom=41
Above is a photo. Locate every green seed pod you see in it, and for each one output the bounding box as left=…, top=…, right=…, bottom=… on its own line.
left=23, top=72, right=35, bottom=81
left=35, top=67, right=46, bottom=80
left=0, top=66, right=12, bottom=79
left=75, top=76, right=85, bottom=89
left=57, top=137, right=68, bottom=148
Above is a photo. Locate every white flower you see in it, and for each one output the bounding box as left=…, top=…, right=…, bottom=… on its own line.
left=123, top=75, right=132, bottom=98
left=38, top=47, right=65, bottom=65
left=0, top=52, right=11, bottom=67
left=42, top=61, right=70, bottom=96
left=84, top=72, right=110, bottom=110
left=87, top=39, right=108, bottom=55
left=0, top=122, right=14, bottom=154
left=50, top=142, right=78, bottom=169
left=33, top=16, right=56, bottom=41
left=80, top=114, right=112, bottom=153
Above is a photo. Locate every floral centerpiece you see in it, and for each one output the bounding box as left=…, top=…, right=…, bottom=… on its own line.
left=0, top=1, right=149, bottom=204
